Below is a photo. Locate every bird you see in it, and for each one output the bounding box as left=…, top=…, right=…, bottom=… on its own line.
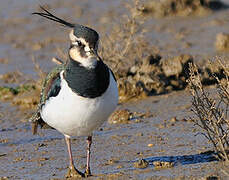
left=30, top=6, right=119, bottom=178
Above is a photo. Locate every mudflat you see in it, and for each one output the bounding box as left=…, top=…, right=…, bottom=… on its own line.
left=0, top=0, right=228, bottom=179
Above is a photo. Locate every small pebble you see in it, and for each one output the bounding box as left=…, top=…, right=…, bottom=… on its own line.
left=153, top=161, right=174, bottom=169
left=147, top=143, right=153, bottom=147
left=134, top=159, right=149, bottom=169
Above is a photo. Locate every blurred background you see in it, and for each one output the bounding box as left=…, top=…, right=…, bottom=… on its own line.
left=0, top=0, right=229, bottom=98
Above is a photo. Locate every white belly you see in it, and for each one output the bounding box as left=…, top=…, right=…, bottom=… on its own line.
left=41, top=71, right=118, bottom=137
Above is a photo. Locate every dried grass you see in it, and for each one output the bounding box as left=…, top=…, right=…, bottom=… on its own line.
left=99, top=0, right=151, bottom=73
left=98, top=0, right=153, bottom=102
left=188, top=60, right=229, bottom=162
left=31, top=55, right=46, bottom=81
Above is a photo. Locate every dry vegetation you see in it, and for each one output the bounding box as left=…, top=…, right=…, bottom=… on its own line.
left=188, top=61, right=229, bottom=162
left=99, top=0, right=153, bottom=102
left=99, top=0, right=196, bottom=102
left=98, top=0, right=228, bottom=103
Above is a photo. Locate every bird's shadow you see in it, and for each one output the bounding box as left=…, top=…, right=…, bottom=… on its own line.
left=141, top=151, right=218, bottom=167
left=102, top=151, right=219, bottom=176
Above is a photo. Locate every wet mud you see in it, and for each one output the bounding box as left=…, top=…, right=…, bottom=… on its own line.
left=0, top=89, right=227, bottom=179
left=0, top=0, right=229, bottom=179
left=141, top=0, right=228, bottom=17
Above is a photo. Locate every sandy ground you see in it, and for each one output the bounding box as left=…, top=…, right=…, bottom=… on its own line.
left=0, top=0, right=229, bottom=179
left=0, top=89, right=227, bottom=179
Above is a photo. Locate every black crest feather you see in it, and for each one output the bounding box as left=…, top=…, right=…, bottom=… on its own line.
left=32, top=5, right=75, bottom=28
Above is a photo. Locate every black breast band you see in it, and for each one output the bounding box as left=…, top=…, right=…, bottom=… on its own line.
left=64, top=59, right=110, bottom=98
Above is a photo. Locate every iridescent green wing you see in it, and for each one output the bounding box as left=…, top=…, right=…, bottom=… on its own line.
left=30, top=64, right=65, bottom=134
left=40, top=64, right=65, bottom=105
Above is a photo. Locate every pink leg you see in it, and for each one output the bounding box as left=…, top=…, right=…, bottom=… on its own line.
left=65, top=136, right=74, bottom=167
left=85, top=136, right=92, bottom=176
left=65, top=136, right=83, bottom=177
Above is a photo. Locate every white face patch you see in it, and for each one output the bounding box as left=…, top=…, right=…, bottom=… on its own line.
left=69, top=29, right=77, bottom=41
left=84, top=46, right=90, bottom=52
left=85, top=46, right=91, bottom=56
left=72, top=41, right=79, bottom=46
left=69, top=47, right=97, bottom=69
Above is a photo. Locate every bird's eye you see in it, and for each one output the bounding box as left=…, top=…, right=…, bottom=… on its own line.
left=77, top=41, right=82, bottom=47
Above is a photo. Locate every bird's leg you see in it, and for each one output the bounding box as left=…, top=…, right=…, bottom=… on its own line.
left=65, top=135, right=84, bottom=178
left=85, top=136, right=92, bottom=177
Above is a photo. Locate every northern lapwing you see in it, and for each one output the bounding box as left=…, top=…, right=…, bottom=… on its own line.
left=30, top=6, right=119, bottom=178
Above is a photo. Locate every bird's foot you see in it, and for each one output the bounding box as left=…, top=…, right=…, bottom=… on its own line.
left=66, top=166, right=84, bottom=178
left=84, top=168, right=92, bottom=177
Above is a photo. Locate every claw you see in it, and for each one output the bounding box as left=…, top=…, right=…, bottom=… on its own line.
left=84, top=168, right=92, bottom=177
left=65, top=166, right=84, bottom=178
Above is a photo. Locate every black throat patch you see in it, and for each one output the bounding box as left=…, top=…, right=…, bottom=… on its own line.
left=64, top=58, right=110, bottom=98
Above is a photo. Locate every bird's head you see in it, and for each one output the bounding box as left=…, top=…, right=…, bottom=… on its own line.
left=68, top=25, right=99, bottom=68
left=33, top=6, right=100, bottom=68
